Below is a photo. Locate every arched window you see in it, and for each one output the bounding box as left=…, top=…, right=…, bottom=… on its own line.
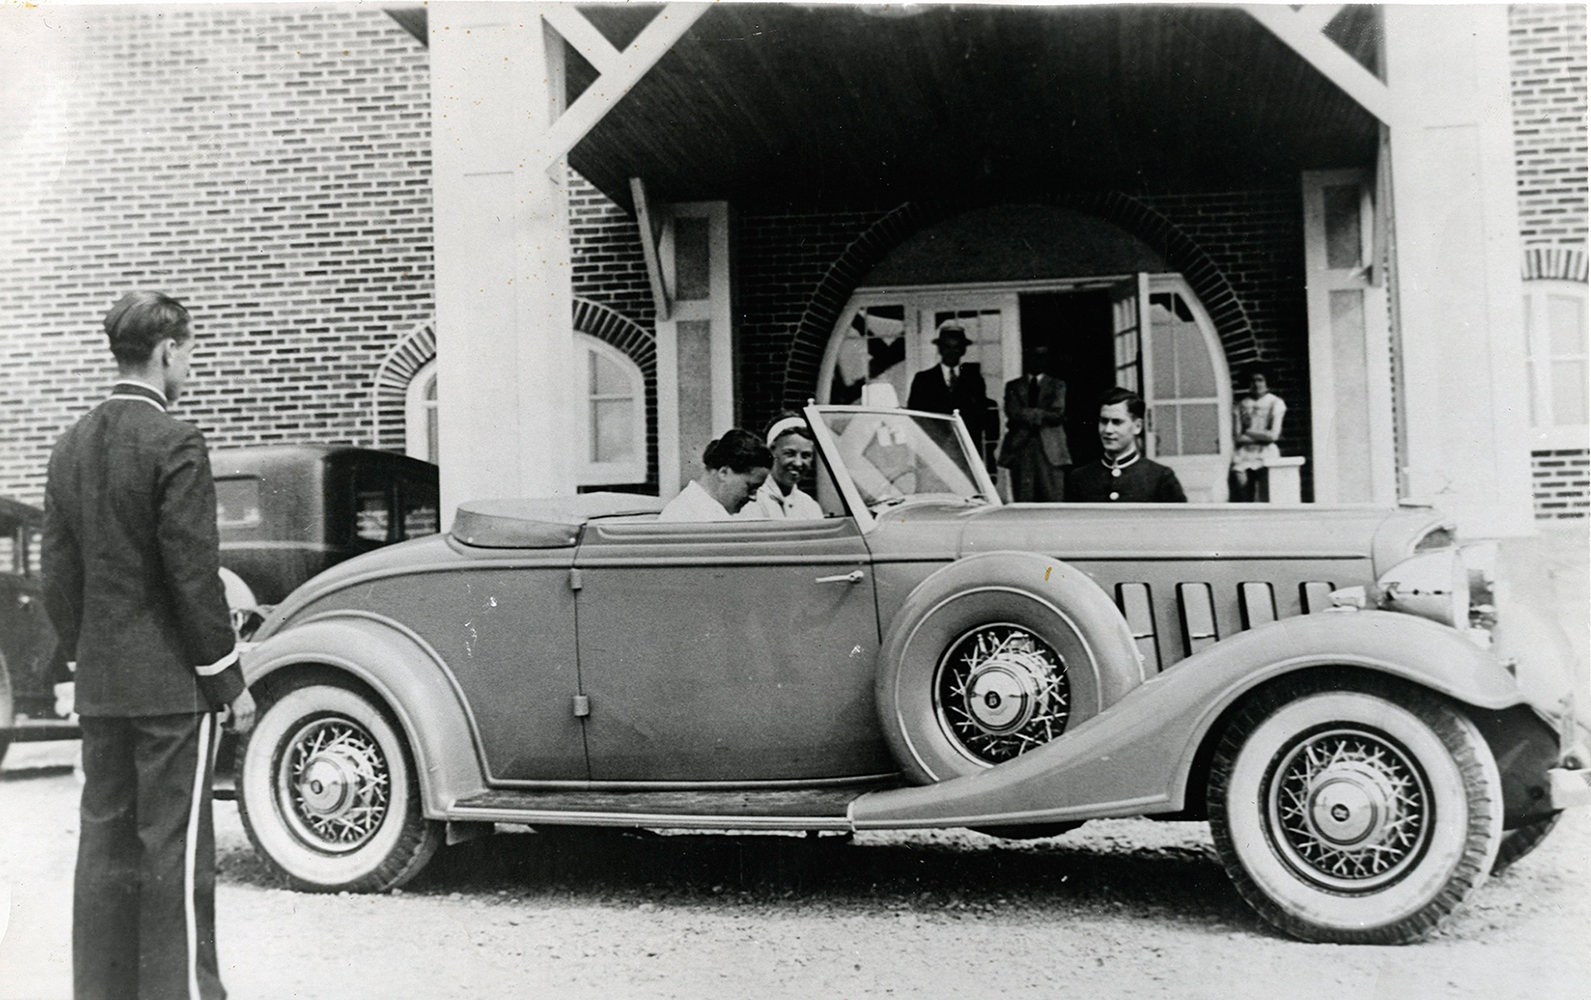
left=405, top=359, right=439, bottom=465
left=576, top=332, right=647, bottom=485
left=1523, top=279, right=1589, bottom=450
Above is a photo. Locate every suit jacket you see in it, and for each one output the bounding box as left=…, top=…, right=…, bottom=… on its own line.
left=42, top=382, right=245, bottom=717
left=1067, top=452, right=1187, bottom=503
left=997, top=374, right=1070, bottom=468
left=906, top=363, right=991, bottom=444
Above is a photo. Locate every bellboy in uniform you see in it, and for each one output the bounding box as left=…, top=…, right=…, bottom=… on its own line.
left=43, top=291, right=256, bottom=1000
left=1067, top=387, right=1187, bottom=503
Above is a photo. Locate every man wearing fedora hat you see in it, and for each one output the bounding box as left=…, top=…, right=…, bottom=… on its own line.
left=907, top=321, right=992, bottom=456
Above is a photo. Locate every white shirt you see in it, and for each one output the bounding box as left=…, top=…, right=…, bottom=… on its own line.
left=739, top=478, right=824, bottom=520
left=657, top=480, right=734, bottom=522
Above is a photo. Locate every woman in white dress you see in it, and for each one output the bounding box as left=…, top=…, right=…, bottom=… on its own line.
left=658, top=429, right=772, bottom=521
left=740, top=413, right=825, bottom=520
left=1229, top=368, right=1287, bottom=503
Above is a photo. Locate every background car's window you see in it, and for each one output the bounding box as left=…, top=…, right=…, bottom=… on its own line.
left=26, top=528, right=41, bottom=577
left=215, top=477, right=263, bottom=528
left=0, top=525, right=16, bottom=575
left=355, top=489, right=392, bottom=543
left=400, top=481, right=440, bottom=538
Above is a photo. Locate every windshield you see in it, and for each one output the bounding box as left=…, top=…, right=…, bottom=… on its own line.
left=816, top=409, right=992, bottom=509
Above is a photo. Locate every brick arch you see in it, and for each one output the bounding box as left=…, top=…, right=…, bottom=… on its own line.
left=779, top=193, right=1262, bottom=410
left=1522, top=246, right=1589, bottom=283
left=370, top=300, right=658, bottom=467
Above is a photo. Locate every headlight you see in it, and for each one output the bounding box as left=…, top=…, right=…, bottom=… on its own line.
left=1377, top=548, right=1469, bottom=629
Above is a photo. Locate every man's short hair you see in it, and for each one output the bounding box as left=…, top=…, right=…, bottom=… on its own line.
left=104, top=291, right=191, bottom=366
left=1098, top=386, right=1145, bottom=420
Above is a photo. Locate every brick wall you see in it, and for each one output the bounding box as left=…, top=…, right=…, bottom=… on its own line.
left=1511, top=4, right=1588, bottom=519
left=0, top=6, right=433, bottom=506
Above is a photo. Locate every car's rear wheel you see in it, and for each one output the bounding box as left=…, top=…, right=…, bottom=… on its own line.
left=237, top=678, right=442, bottom=893
left=1208, top=678, right=1502, bottom=944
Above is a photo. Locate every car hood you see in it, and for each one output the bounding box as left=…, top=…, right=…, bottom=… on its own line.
left=944, top=502, right=1450, bottom=575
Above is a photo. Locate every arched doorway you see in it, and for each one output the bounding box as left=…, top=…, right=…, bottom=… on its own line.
left=814, top=207, right=1234, bottom=500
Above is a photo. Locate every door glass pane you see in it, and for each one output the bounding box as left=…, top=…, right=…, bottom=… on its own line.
left=1323, top=184, right=1363, bottom=270
left=1179, top=402, right=1221, bottom=455
left=1152, top=404, right=1181, bottom=456
left=592, top=398, right=636, bottom=462
left=1175, top=323, right=1216, bottom=397
left=1151, top=323, right=1176, bottom=397
left=831, top=304, right=906, bottom=406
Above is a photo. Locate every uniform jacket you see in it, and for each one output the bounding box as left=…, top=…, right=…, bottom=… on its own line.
left=1067, top=451, right=1187, bottom=503
left=906, top=363, right=991, bottom=445
left=997, top=374, right=1070, bottom=468
left=42, top=382, right=245, bottom=716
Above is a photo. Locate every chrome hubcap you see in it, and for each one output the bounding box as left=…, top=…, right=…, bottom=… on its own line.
left=1268, top=728, right=1431, bottom=890
left=937, top=624, right=1069, bottom=765
left=277, top=717, right=391, bottom=853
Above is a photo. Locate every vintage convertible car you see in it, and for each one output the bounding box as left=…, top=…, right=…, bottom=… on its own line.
left=235, top=404, right=1589, bottom=944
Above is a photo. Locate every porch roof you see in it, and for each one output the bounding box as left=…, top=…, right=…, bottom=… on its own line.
left=569, top=3, right=1381, bottom=211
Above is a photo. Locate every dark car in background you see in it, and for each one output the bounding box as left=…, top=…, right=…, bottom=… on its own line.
left=0, top=497, right=74, bottom=761
left=213, top=446, right=441, bottom=623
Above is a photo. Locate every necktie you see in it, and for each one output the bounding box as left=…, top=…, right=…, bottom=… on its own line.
left=945, top=366, right=957, bottom=388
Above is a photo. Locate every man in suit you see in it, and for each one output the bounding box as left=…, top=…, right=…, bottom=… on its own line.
left=997, top=341, right=1070, bottom=501
left=906, top=322, right=992, bottom=459
left=43, top=290, right=256, bottom=1000
left=1067, top=387, right=1187, bottom=503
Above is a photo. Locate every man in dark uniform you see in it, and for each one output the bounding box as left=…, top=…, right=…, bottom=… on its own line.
left=906, top=322, right=992, bottom=459
left=43, top=290, right=255, bottom=1000
left=1067, top=387, right=1187, bottom=503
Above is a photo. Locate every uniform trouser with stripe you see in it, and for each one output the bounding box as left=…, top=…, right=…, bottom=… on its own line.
left=75, top=712, right=225, bottom=1000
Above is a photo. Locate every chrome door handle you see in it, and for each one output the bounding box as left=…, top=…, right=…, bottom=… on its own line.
left=815, top=570, right=865, bottom=584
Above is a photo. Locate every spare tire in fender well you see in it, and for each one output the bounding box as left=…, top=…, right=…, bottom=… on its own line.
left=876, top=551, right=1144, bottom=784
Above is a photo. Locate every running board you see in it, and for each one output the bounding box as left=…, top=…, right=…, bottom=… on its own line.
left=447, top=784, right=899, bottom=832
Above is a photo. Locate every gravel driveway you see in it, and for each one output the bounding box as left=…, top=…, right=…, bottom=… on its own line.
left=3, top=738, right=1588, bottom=1000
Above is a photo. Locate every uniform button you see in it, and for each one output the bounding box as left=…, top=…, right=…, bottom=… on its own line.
left=1111, top=468, right=1122, bottom=478
left=1109, top=491, right=1120, bottom=500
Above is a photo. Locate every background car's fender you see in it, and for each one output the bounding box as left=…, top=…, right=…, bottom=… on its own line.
left=241, top=612, right=486, bottom=816
left=852, top=610, right=1528, bottom=829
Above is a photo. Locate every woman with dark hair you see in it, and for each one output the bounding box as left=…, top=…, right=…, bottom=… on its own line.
left=658, top=429, right=773, bottom=521
left=740, top=412, right=824, bottom=520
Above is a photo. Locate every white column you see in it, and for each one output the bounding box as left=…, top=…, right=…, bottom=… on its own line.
left=1384, top=6, right=1534, bottom=537
left=430, top=5, right=575, bottom=524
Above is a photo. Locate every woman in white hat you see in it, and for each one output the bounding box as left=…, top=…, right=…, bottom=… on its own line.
left=739, top=412, right=825, bottom=520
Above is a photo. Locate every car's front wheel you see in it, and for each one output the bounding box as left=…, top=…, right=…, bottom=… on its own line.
left=1208, top=678, right=1502, bottom=945
left=237, top=678, right=443, bottom=893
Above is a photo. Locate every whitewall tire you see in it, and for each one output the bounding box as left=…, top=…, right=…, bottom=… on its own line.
left=1208, top=679, right=1502, bottom=944
left=237, top=680, right=442, bottom=893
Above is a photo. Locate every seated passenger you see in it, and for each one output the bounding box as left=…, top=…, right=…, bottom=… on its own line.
left=658, top=430, right=772, bottom=522
left=740, top=413, right=824, bottom=520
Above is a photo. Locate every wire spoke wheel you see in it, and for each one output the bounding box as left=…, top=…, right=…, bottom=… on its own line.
left=1266, top=727, right=1432, bottom=891
left=238, top=680, right=442, bottom=892
left=1208, top=680, right=1502, bottom=944
left=935, top=624, right=1070, bottom=765
left=277, top=716, right=393, bottom=854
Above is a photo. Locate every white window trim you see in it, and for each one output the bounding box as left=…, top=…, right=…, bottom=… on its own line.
left=1523, top=278, right=1590, bottom=452
left=576, top=332, right=648, bottom=485
left=405, top=359, right=438, bottom=463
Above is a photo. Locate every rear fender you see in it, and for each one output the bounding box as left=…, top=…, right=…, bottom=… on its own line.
left=851, top=610, right=1525, bottom=829
left=241, top=612, right=486, bottom=816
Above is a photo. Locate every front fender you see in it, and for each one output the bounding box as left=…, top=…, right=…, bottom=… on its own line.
left=241, top=612, right=486, bottom=817
left=851, top=610, right=1525, bottom=829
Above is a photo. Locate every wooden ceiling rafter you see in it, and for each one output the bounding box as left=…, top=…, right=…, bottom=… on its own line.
left=1245, top=4, right=1392, bottom=125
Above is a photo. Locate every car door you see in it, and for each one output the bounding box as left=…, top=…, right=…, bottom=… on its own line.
left=572, top=516, right=893, bottom=782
